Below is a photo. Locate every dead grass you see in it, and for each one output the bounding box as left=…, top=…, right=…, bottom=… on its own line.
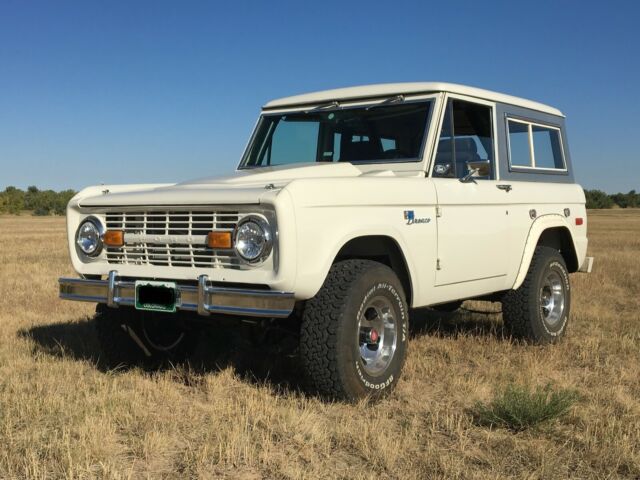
left=0, top=211, right=638, bottom=479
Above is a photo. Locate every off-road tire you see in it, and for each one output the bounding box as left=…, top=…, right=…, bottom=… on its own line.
left=502, top=246, right=571, bottom=344
left=300, top=260, right=409, bottom=402
left=94, top=304, right=199, bottom=368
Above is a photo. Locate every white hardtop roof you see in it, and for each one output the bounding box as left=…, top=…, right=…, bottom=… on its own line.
left=264, top=82, right=563, bottom=117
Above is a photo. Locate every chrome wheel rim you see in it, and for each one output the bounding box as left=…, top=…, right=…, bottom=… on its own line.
left=357, top=296, right=398, bottom=376
left=540, top=271, right=565, bottom=326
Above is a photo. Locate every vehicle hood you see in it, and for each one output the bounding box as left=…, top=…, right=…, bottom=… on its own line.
left=77, top=162, right=371, bottom=207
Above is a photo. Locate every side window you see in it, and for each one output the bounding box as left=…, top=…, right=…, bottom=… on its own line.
left=507, top=119, right=565, bottom=170
left=433, top=99, right=494, bottom=179
left=532, top=126, right=564, bottom=169
left=508, top=120, right=532, bottom=166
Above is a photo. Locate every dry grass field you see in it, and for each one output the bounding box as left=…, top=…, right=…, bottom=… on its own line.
left=0, top=210, right=638, bottom=479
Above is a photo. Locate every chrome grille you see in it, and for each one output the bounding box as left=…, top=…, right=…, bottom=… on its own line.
left=104, top=210, right=244, bottom=269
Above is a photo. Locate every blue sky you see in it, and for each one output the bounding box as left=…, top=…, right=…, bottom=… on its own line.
left=0, top=0, right=638, bottom=193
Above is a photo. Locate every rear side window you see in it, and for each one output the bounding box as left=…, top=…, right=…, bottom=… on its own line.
left=532, top=126, right=564, bottom=169
left=507, top=121, right=531, bottom=166
left=507, top=119, right=565, bottom=171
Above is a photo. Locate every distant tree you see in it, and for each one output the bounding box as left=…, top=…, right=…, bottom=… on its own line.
left=24, top=185, right=40, bottom=210
left=610, top=192, right=627, bottom=208
left=0, top=186, right=76, bottom=215
left=584, top=189, right=614, bottom=209
left=54, top=189, right=76, bottom=215
left=611, top=190, right=639, bottom=208
left=0, top=186, right=25, bottom=214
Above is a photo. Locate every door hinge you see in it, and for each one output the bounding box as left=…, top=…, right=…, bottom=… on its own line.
left=436, top=206, right=442, bottom=218
left=436, top=259, right=441, bottom=270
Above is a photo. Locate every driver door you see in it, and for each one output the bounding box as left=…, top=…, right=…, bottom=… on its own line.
left=432, top=98, right=510, bottom=288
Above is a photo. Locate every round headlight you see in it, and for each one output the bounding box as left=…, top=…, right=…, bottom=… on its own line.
left=76, top=218, right=103, bottom=256
left=234, top=217, right=272, bottom=263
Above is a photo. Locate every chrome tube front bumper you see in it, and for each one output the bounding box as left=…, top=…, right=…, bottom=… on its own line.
left=58, top=271, right=295, bottom=318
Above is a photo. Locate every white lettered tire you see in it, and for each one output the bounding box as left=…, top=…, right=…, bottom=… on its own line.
left=300, top=260, right=408, bottom=401
left=502, top=246, right=571, bottom=344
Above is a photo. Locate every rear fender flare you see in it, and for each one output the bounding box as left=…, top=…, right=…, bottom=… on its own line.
left=512, top=214, right=577, bottom=290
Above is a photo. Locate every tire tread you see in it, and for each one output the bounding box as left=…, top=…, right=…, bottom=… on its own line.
left=502, top=246, right=568, bottom=342
left=300, top=260, right=382, bottom=400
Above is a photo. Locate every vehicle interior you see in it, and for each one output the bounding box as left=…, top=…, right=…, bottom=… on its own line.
left=242, top=101, right=432, bottom=167
left=433, top=99, right=494, bottom=179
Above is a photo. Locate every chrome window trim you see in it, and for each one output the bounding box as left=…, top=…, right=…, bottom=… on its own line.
left=506, top=116, right=568, bottom=173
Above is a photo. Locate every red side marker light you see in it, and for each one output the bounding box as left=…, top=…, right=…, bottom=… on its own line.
left=575, top=218, right=584, bottom=226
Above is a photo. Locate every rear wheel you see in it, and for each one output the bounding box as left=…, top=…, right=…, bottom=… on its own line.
left=94, top=304, right=199, bottom=368
left=502, top=246, right=571, bottom=344
left=300, top=260, right=409, bottom=401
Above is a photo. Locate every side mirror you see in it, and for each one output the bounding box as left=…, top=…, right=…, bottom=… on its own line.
left=460, top=160, right=491, bottom=183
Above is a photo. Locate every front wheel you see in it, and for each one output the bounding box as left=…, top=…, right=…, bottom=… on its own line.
left=300, top=260, right=409, bottom=402
left=94, top=304, right=199, bottom=368
left=502, top=246, right=571, bottom=344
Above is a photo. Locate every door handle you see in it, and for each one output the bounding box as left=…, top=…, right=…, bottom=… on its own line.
left=497, top=184, right=512, bottom=192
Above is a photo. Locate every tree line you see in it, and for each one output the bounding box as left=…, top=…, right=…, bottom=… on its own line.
left=584, top=189, right=639, bottom=209
left=0, top=186, right=76, bottom=215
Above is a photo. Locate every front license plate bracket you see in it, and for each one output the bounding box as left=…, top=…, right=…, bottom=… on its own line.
left=135, top=281, right=178, bottom=313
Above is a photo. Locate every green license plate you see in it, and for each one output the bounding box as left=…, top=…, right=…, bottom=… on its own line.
left=135, top=281, right=177, bottom=313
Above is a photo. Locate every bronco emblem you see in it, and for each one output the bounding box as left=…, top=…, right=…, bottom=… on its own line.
left=404, top=210, right=431, bottom=225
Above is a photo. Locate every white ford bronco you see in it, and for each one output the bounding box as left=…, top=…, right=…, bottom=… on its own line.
left=60, top=82, right=593, bottom=401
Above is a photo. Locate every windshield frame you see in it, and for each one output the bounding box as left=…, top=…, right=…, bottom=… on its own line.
left=237, top=94, right=439, bottom=170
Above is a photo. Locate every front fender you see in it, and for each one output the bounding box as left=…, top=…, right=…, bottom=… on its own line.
left=283, top=176, right=439, bottom=305
left=293, top=225, right=420, bottom=300
left=325, top=228, right=416, bottom=300
left=291, top=211, right=436, bottom=305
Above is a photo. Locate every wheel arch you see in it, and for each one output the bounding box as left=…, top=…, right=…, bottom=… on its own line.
left=512, top=215, right=579, bottom=290
left=334, top=235, right=414, bottom=306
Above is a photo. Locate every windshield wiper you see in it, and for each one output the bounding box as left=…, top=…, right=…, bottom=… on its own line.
left=366, top=94, right=405, bottom=110
left=304, top=101, right=340, bottom=113
left=304, top=95, right=405, bottom=113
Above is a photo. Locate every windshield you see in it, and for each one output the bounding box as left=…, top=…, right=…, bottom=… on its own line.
left=240, top=101, right=432, bottom=168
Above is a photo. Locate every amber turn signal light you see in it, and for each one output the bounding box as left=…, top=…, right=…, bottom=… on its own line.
left=103, top=230, right=124, bottom=247
left=207, top=231, right=232, bottom=249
